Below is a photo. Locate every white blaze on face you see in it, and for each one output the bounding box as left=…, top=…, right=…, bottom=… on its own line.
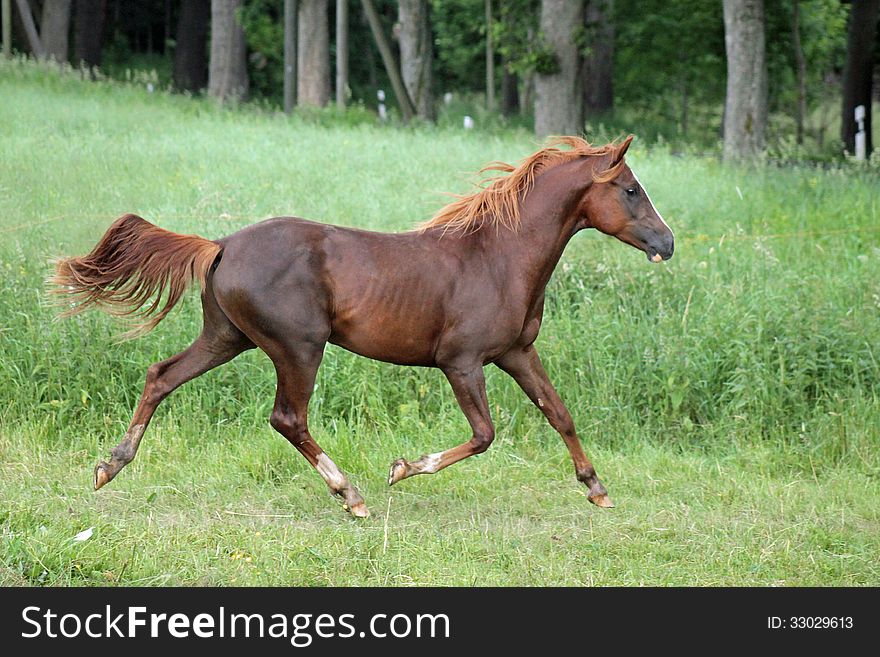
left=316, top=453, right=348, bottom=491
left=631, top=169, right=673, bottom=238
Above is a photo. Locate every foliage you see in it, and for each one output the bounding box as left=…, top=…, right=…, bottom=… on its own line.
left=613, top=0, right=725, bottom=143
left=8, top=0, right=867, bottom=159
left=238, top=0, right=285, bottom=104
left=430, top=0, right=487, bottom=91
left=492, top=0, right=540, bottom=76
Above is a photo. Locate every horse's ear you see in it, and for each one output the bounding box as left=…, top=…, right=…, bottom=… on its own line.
left=611, top=135, right=634, bottom=166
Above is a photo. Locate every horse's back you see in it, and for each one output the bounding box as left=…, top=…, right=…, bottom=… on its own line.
left=210, top=217, right=465, bottom=365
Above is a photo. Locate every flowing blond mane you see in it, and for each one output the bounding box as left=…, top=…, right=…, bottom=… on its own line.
left=420, top=136, right=627, bottom=234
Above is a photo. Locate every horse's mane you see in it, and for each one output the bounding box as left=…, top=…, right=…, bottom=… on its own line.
left=420, top=136, right=626, bottom=234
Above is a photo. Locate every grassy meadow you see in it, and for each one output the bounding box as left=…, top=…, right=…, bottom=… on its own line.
left=1, top=61, right=878, bottom=586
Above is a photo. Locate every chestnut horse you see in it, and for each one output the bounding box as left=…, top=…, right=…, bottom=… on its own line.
left=51, top=136, right=673, bottom=518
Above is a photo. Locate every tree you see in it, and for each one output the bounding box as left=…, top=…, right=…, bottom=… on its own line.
left=13, top=0, right=46, bottom=58
left=208, top=0, right=249, bottom=102
left=73, top=0, right=106, bottom=68
left=485, top=0, right=494, bottom=112
left=500, top=67, right=519, bottom=116
left=284, top=0, right=297, bottom=112
left=722, top=0, right=767, bottom=160
left=841, top=0, right=880, bottom=156
left=790, top=0, right=806, bottom=145
left=493, top=0, right=538, bottom=117
left=361, top=0, right=415, bottom=122
left=41, top=0, right=71, bottom=62
left=336, top=0, right=348, bottom=108
left=430, top=0, right=487, bottom=92
left=534, top=0, right=585, bottom=137
left=582, top=0, right=613, bottom=116
left=398, top=0, right=434, bottom=120
left=174, top=0, right=210, bottom=92
left=297, top=0, right=329, bottom=107
left=613, top=0, right=724, bottom=142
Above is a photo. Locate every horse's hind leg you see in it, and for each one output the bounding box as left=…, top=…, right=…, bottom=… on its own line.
left=94, top=295, right=252, bottom=489
left=267, top=341, right=369, bottom=518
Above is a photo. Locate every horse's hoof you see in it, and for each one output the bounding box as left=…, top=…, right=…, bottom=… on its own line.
left=588, top=493, right=615, bottom=508
left=348, top=502, right=370, bottom=518
left=388, top=459, right=408, bottom=486
left=94, top=462, right=112, bottom=490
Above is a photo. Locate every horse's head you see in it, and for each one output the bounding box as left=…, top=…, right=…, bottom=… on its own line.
left=579, top=136, right=674, bottom=263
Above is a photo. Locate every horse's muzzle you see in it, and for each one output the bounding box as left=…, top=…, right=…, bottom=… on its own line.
left=646, top=236, right=674, bottom=263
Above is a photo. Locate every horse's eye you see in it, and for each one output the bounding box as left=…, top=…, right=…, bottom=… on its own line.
left=625, top=187, right=638, bottom=197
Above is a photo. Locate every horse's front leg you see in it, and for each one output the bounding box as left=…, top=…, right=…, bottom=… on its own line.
left=496, top=345, right=613, bottom=508
left=388, top=364, right=495, bottom=484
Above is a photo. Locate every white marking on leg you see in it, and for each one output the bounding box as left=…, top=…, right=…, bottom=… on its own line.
left=537, top=397, right=545, bottom=408
left=632, top=169, right=673, bottom=238
left=127, top=423, right=145, bottom=445
left=416, top=452, right=443, bottom=474
left=316, top=453, right=348, bottom=491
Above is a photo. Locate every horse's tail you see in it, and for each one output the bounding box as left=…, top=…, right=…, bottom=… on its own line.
left=49, top=213, right=222, bottom=338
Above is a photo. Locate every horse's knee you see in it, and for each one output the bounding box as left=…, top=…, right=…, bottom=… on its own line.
left=269, top=409, right=308, bottom=445
left=554, top=415, right=576, bottom=439
left=471, top=426, right=495, bottom=454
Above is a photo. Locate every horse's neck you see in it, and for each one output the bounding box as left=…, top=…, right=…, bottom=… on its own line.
left=492, top=160, right=589, bottom=299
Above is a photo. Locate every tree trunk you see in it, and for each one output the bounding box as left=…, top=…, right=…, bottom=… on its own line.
left=501, top=66, right=519, bottom=116
left=14, top=0, right=44, bottom=57
left=336, top=0, right=348, bottom=108
left=485, top=0, right=494, bottom=113
left=41, top=0, right=71, bottom=62
left=398, top=0, right=433, bottom=120
left=3, top=0, right=11, bottom=58
left=582, top=0, right=613, bottom=116
left=534, top=0, right=584, bottom=137
left=680, top=74, right=689, bottom=138
left=73, top=0, right=105, bottom=68
left=362, top=5, right=377, bottom=90
left=173, top=0, right=210, bottom=92
left=722, top=0, right=768, bottom=160
left=165, top=0, right=172, bottom=49
left=841, top=0, right=880, bottom=156
left=296, top=0, right=329, bottom=107
left=284, top=0, right=297, bottom=113
left=208, top=0, right=248, bottom=102
left=790, top=0, right=806, bottom=145
left=361, top=0, right=414, bottom=122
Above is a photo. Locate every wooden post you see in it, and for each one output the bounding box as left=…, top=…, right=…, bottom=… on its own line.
left=283, top=0, right=297, bottom=114
left=485, top=0, right=494, bottom=113
left=336, top=0, right=348, bottom=108
left=2, top=0, right=11, bottom=59
left=360, top=0, right=415, bottom=123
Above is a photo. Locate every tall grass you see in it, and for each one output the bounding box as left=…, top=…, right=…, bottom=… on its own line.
left=1, top=60, right=878, bottom=586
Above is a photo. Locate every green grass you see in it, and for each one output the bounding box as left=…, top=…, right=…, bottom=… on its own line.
left=1, top=60, right=878, bottom=586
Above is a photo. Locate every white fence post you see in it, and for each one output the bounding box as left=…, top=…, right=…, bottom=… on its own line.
left=854, top=104, right=866, bottom=161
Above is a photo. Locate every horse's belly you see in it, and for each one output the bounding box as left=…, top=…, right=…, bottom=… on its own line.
left=329, top=296, right=445, bottom=366
left=329, top=323, right=438, bottom=366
